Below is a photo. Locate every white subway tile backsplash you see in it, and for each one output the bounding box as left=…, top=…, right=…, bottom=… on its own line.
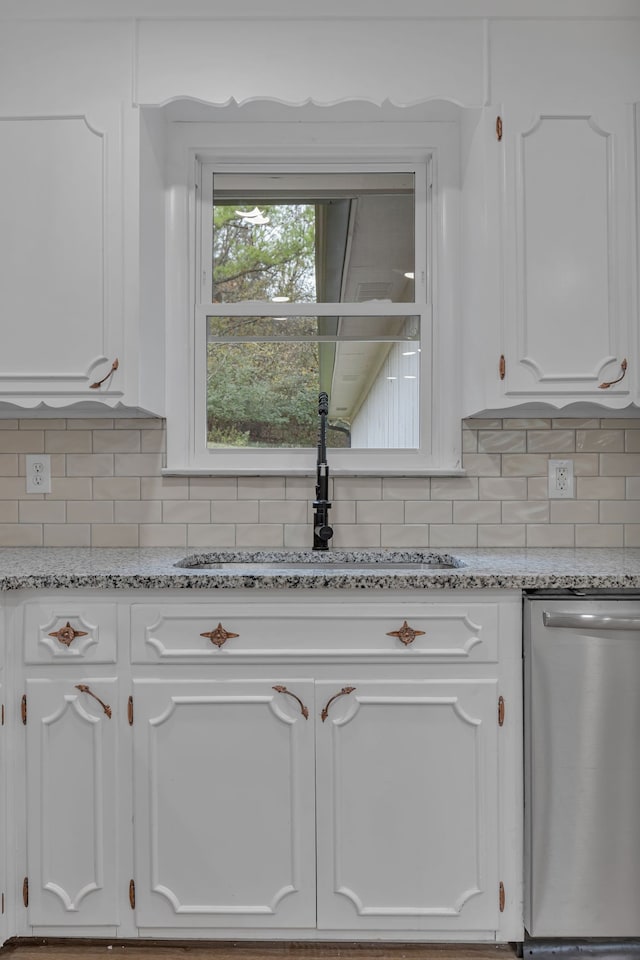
left=576, top=429, right=624, bottom=452
left=333, top=478, right=382, bottom=500
left=0, top=523, right=42, bottom=545
left=626, top=478, right=640, bottom=499
left=600, top=454, right=640, bottom=476
left=236, top=523, right=283, bottom=547
left=502, top=500, right=549, bottom=523
left=114, top=453, right=163, bottom=476
left=18, top=501, right=65, bottom=524
left=501, top=454, right=548, bottom=477
left=453, top=501, right=501, bottom=524
left=115, top=500, right=162, bottom=523
left=577, top=476, right=626, bottom=499
left=139, top=524, right=187, bottom=547
left=45, top=431, right=92, bottom=453
left=259, top=500, right=308, bottom=524
left=331, top=524, right=381, bottom=548
left=625, top=430, right=640, bottom=452
left=47, top=477, right=93, bottom=500
left=357, top=500, right=404, bottom=524
left=0, top=430, right=44, bottom=453
left=381, top=524, right=428, bottom=547
left=91, top=524, right=139, bottom=547
left=187, top=524, right=236, bottom=547
left=549, top=500, right=599, bottom=524
left=478, top=478, right=527, bottom=500
left=163, top=500, right=211, bottom=524
left=67, top=454, right=114, bottom=477
left=95, top=477, right=141, bottom=500
left=0, top=416, right=637, bottom=548
left=212, top=500, right=259, bottom=524
left=382, top=477, right=430, bottom=500
left=478, top=524, right=526, bottom=547
left=94, top=430, right=142, bottom=453
left=575, top=524, right=624, bottom=547
left=527, top=430, right=575, bottom=453
left=478, top=430, right=526, bottom=453
left=238, top=477, right=285, bottom=500
left=526, top=524, right=575, bottom=547
left=189, top=477, right=236, bottom=500
left=624, top=525, right=640, bottom=546
left=44, top=524, right=91, bottom=547
left=431, top=477, right=478, bottom=500
left=405, top=500, right=453, bottom=523
left=0, top=501, right=18, bottom=522
left=461, top=454, right=502, bottom=477
left=67, top=501, right=114, bottom=524
left=0, top=454, right=18, bottom=476
left=429, top=524, right=478, bottom=547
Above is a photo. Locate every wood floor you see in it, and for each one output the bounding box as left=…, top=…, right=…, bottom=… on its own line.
left=0, top=942, right=518, bottom=960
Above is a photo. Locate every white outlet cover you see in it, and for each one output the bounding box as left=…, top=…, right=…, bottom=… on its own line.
left=548, top=459, right=574, bottom=499
left=25, top=454, right=52, bottom=494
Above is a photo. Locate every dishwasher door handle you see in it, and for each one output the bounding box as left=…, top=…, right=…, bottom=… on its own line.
left=543, top=611, right=640, bottom=632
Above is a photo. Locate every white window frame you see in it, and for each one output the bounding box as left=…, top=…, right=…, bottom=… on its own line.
left=163, top=113, right=462, bottom=476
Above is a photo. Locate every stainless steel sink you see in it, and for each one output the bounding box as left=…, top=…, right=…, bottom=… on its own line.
left=174, top=550, right=463, bottom=572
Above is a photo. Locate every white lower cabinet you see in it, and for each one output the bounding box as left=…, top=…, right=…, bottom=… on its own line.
left=315, top=679, right=500, bottom=933
left=131, top=678, right=317, bottom=929
left=24, top=677, right=120, bottom=930
left=15, top=590, right=522, bottom=943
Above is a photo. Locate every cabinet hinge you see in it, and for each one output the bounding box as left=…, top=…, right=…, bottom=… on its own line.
left=498, top=695, right=505, bottom=726
left=496, top=116, right=503, bottom=141
left=128, top=696, right=134, bottom=726
left=499, top=880, right=505, bottom=912
left=129, top=879, right=136, bottom=910
left=21, top=695, right=27, bottom=725
left=499, top=354, right=506, bottom=380
left=22, top=877, right=28, bottom=908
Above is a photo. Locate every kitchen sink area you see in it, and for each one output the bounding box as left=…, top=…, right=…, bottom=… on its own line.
left=173, top=549, right=465, bottom=572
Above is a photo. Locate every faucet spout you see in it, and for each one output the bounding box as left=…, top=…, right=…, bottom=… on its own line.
left=313, top=392, right=333, bottom=550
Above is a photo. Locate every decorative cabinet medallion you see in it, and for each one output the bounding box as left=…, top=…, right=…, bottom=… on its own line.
left=386, top=620, right=426, bottom=646
left=200, top=622, right=239, bottom=648
left=48, top=622, right=88, bottom=648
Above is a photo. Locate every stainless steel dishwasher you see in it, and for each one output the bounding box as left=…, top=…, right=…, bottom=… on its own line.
left=524, top=592, right=640, bottom=939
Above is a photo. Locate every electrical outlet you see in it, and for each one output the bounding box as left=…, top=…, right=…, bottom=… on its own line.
left=25, top=454, right=52, bottom=494
left=548, top=459, right=574, bottom=499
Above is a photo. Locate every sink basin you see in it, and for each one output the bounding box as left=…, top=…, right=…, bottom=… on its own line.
left=174, top=550, right=463, bottom=572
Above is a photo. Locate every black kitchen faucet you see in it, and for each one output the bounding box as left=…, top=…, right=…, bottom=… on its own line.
left=313, top=392, right=334, bottom=550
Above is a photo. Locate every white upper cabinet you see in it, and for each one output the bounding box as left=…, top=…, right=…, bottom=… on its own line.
left=462, top=103, right=638, bottom=415
left=0, top=19, right=162, bottom=416
left=0, top=107, right=122, bottom=405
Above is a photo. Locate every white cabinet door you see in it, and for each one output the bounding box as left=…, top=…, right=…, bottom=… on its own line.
left=132, top=679, right=316, bottom=929
left=315, top=679, right=500, bottom=932
left=0, top=106, right=126, bottom=406
left=499, top=105, right=634, bottom=403
left=25, top=678, right=119, bottom=928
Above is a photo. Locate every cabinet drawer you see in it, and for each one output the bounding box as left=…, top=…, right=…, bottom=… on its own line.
left=23, top=600, right=117, bottom=664
left=130, top=600, right=498, bottom=664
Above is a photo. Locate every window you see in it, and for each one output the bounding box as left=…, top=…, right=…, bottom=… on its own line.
left=161, top=102, right=462, bottom=475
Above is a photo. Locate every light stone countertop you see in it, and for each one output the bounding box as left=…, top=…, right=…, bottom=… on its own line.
left=0, top=547, right=639, bottom=591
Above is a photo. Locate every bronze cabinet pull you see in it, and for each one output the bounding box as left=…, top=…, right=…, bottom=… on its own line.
left=75, top=684, right=112, bottom=719
left=598, top=358, right=628, bottom=389
left=386, top=620, right=426, bottom=646
left=321, top=686, right=356, bottom=722
left=272, top=686, right=309, bottom=719
left=90, top=358, right=119, bottom=389
left=200, top=622, right=239, bottom=648
left=48, top=621, right=88, bottom=648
